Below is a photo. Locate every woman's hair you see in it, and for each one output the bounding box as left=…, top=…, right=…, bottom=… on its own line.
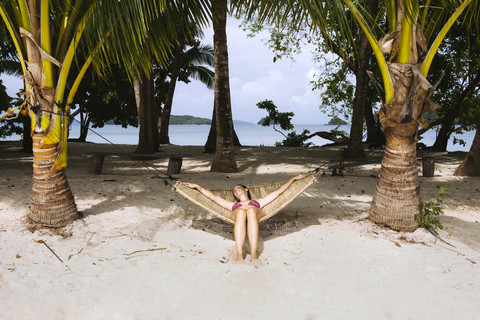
left=233, top=184, right=251, bottom=201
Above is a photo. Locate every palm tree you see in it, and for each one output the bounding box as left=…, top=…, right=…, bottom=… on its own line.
left=0, top=0, right=212, bottom=226
left=237, top=0, right=480, bottom=231
left=158, top=39, right=215, bottom=144
left=210, top=0, right=238, bottom=172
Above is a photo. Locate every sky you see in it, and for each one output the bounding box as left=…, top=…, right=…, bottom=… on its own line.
left=0, top=18, right=330, bottom=125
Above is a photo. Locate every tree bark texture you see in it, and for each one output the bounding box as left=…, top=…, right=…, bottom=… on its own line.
left=29, top=136, right=78, bottom=226
left=134, top=69, right=158, bottom=153
left=210, top=1, right=238, bottom=172
left=455, top=127, right=480, bottom=176
left=369, top=124, right=420, bottom=231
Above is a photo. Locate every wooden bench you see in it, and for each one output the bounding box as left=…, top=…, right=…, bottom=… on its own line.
left=89, top=152, right=192, bottom=175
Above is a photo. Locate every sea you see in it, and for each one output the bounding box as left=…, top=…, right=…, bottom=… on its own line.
left=2, top=121, right=476, bottom=152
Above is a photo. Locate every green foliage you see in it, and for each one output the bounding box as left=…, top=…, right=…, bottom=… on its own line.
left=327, top=116, right=348, bottom=125
left=274, top=130, right=313, bottom=147
left=257, top=99, right=312, bottom=147
left=256, top=99, right=294, bottom=131
left=415, top=185, right=452, bottom=230
left=0, top=81, right=24, bottom=139
left=170, top=115, right=211, bottom=125
left=311, top=60, right=355, bottom=121
left=72, top=65, right=138, bottom=130
left=329, top=126, right=349, bottom=140
left=425, top=19, right=480, bottom=140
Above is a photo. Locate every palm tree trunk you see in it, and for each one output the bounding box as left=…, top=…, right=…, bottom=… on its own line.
left=134, top=68, right=158, bottom=153
left=368, top=123, right=420, bottom=231
left=210, top=0, right=238, bottom=172
left=29, top=135, right=77, bottom=226
left=205, top=104, right=241, bottom=153
left=347, top=33, right=370, bottom=158
left=24, top=0, right=77, bottom=226
left=369, top=62, right=432, bottom=231
left=454, top=127, right=480, bottom=176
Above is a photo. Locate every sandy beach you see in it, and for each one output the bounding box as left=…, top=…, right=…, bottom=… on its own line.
left=0, top=140, right=479, bottom=319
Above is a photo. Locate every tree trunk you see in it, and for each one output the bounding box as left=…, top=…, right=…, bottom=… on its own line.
left=134, top=68, right=158, bottom=153
left=210, top=0, right=238, bottom=172
left=29, top=135, right=78, bottom=226
left=368, top=124, right=420, bottom=231
left=204, top=104, right=241, bottom=153
left=454, top=127, right=480, bottom=176
left=159, top=42, right=184, bottom=145
left=347, top=32, right=370, bottom=159
left=364, top=100, right=385, bottom=145
left=22, top=115, right=33, bottom=154
left=25, top=0, right=77, bottom=226
left=347, top=0, right=379, bottom=158
left=204, top=107, right=217, bottom=153
left=78, top=116, right=90, bottom=142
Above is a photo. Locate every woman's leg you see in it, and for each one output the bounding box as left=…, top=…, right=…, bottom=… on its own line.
left=234, top=210, right=247, bottom=260
left=246, top=208, right=260, bottom=259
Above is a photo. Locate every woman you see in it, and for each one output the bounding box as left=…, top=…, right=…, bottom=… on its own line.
left=183, top=174, right=305, bottom=261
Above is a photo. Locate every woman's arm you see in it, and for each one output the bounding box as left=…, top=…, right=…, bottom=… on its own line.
left=257, top=174, right=306, bottom=207
left=182, top=182, right=234, bottom=210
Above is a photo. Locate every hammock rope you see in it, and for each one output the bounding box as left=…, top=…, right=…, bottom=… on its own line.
left=173, top=173, right=318, bottom=225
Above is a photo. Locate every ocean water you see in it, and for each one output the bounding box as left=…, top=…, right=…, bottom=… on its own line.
left=3, top=121, right=476, bottom=152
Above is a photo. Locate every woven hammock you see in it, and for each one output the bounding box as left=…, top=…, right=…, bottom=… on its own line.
left=173, top=173, right=317, bottom=225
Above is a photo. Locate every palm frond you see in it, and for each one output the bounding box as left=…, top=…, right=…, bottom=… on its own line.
left=0, top=59, right=22, bottom=76
left=188, top=65, right=215, bottom=89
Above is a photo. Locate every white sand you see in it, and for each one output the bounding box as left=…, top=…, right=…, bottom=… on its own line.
left=0, top=141, right=479, bottom=319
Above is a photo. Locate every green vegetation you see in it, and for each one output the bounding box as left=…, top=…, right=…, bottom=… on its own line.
left=257, top=99, right=312, bottom=147
left=415, top=185, right=452, bottom=230
left=170, top=115, right=211, bottom=125
left=327, top=117, right=348, bottom=125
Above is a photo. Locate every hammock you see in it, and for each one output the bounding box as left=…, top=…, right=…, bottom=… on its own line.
left=173, top=173, right=317, bottom=225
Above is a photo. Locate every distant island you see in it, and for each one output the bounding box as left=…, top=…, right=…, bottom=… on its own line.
left=327, top=117, right=348, bottom=125
left=170, top=115, right=211, bottom=125
left=170, top=115, right=254, bottom=125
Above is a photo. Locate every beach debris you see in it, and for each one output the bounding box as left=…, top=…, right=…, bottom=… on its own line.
left=35, top=239, right=63, bottom=263
left=124, top=247, right=167, bottom=259
left=219, top=257, right=228, bottom=263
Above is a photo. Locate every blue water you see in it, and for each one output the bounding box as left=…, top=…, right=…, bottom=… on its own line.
left=3, top=121, right=476, bottom=152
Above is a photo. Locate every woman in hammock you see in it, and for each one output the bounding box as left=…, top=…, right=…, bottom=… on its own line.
left=183, top=174, right=305, bottom=261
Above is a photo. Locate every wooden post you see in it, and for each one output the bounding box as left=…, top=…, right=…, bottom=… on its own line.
left=422, top=157, right=435, bottom=177
left=167, top=157, right=183, bottom=175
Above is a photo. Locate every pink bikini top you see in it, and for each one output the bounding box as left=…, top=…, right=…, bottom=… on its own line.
left=232, top=200, right=260, bottom=211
